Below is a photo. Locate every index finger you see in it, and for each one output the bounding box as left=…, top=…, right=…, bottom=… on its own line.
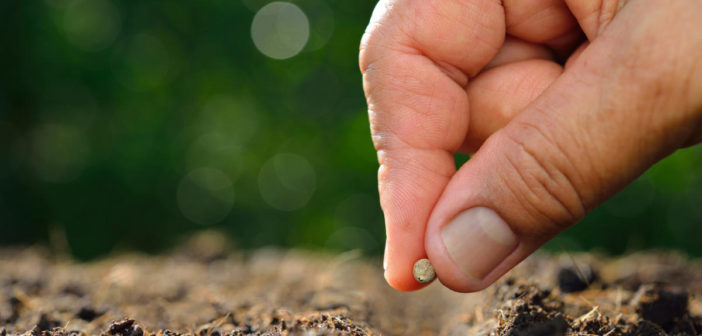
left=360, top=0, right=505, bottom=290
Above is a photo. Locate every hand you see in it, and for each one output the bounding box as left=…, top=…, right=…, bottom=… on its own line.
left=359, top=0, right=702, bottom=292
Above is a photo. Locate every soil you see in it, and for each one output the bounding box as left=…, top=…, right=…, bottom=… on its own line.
left=2, top=233, right=702, bottom=336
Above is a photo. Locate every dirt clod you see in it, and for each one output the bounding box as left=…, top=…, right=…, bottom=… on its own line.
left=630, top=320, right=667, bottom=336
left=570, top=307, right=613, bottom=334
left=35, top=314, right=61, bottom=332
left=76, top=306, right=104, bottom=322
left=495, top=284, right=569, bottom=336
left=556, top=264, right=597, bottom=293
left=631, top=285, right=689, bottom=330
left=496, top=301, right=569, bottom=336
left=107, top=319, right=136, bottom=336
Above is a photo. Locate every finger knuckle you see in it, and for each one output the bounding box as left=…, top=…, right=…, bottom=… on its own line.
left=500, top=122, right=587, bottom=233
left=359, top=0, right=399, bottom=73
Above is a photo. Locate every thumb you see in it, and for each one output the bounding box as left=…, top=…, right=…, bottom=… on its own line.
left=424, top=0, right=702, bottom=292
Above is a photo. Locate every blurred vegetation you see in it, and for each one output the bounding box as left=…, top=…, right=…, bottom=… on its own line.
left=0, top=0, right=700, bottom=260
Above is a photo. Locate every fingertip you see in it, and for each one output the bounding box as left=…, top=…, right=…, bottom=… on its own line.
left=375, top=151, right=456, bottom=291
left=381, top=213, right=433, bottom=291
left=383, top=250, right=429, bottom=291
left=384, top=269, right=427, bottom=292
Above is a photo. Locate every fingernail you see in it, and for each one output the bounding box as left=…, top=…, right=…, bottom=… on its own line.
left=441, top=207, right=517, bottom=280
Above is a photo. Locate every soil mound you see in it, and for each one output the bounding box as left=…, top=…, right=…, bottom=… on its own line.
left=1, top=242, right=701, bottom=335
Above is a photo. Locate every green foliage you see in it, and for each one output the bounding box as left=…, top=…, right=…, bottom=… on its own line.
left=0, top=0, right=700, bottom=259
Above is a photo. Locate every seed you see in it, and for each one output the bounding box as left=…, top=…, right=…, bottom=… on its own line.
left=413, top=258, right=436, bottom=284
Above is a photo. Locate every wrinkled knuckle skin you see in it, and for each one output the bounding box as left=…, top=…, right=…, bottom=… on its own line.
left=358, top=26, right=378, bottom=75
left=359, top=33, right=375, bottom=74
left=359, top=0, right=399, bottom=74
left=498, top=125, right=587, bottom=237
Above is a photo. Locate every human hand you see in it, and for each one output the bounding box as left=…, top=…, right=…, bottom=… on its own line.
left=359, top=0, right=702, bottom=292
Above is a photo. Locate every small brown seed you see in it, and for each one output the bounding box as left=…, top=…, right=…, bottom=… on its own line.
left=413, top=258, right=436, bottom=284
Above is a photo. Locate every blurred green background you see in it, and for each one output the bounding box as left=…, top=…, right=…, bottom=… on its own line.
left=0, top=0, right=700, bottom=260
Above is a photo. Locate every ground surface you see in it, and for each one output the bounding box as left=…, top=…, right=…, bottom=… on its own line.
left=2, top=233, right=702, bottom=336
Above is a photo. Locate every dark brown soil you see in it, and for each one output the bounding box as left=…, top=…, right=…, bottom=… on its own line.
left=2, top=233, right=702, bottom=336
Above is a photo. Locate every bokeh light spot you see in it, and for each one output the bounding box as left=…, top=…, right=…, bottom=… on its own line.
left=258, top=153, right=316, bottom=211
left=177, top=168, right=235, bottom=226
left=62, top=0, right=120, bottom=51
left=251, top=2, right=309, bottom=60
left=29, top=123, right=89, bottom=183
